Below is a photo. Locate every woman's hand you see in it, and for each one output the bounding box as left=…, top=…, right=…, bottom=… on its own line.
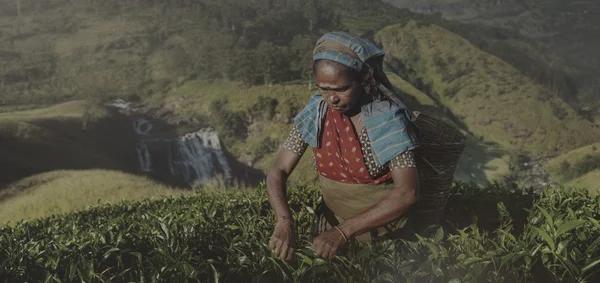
left=266, top=147, right=303, bottom=261
left=269, top=221, right=296, bottom=260
left=311, top=226, right=347, bottom=260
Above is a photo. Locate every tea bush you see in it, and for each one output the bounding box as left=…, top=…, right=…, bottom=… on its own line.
left=0, top=183, right=598, bottom=282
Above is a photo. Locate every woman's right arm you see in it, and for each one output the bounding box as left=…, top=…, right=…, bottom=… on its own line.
left=266, top=148, right=302, bottom=223
left=267, top=126, right=307, bottom=260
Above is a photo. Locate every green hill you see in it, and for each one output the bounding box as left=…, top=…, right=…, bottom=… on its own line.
left=545, top=141, right=600, bottom=183
left=376, top=21, right=600, bottom=156
left=567, top=169, right=600, bottom=193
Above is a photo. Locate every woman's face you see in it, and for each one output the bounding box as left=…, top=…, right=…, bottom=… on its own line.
left=314, top=62, right=364, bottom=114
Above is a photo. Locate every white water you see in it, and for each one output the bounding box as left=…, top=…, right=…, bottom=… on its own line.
left=133, top=118, right=233, bottom=185
left=135, top=142, right=152, bottom=173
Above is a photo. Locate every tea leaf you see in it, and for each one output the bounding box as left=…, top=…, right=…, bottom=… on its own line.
left=532, top=227, right=556, bottom=251
left=587, top=217, right=600, bottom=229
left=463, top=257, right=483, bottom=265
left=587, top=237, right=600, bottom=254
left=536, top=205, right=554, bottom=227
left=210, top=263, right=220, bottom=283
left=556, top=220, right=586, bottom=238
left=582, top=258, right=600, bottom=274
left=434, top=227, right=444, bottom=243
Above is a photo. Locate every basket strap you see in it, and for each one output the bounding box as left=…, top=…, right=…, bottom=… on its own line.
left=420, top=156, right=444, bottom=175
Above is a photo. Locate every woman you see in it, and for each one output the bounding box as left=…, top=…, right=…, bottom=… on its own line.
left=266, top=31, right=421, bottom=261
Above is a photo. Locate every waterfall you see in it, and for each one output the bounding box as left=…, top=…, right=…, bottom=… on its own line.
left=133, top=118, right=233, bottom=186
left=136, top=143, right=152, bottom=173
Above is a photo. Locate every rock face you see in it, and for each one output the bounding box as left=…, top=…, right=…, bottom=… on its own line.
left=133, top=118, right=233, bottom=186
left=105, top=99, right=142, bottom=115
left=519, top=156, right=557, bottom=192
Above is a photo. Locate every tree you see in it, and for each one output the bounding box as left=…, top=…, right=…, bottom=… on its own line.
left=14, top=0, right=22, bottom=35
left=232, top=49, right=258, bottom=85
left=255, top=40, right=288, bottom=86
left=301, top=0, right=319, bottom=32
left=289, top=35, right=316, bottom=90
left=189, top=31, right=238, bottom=80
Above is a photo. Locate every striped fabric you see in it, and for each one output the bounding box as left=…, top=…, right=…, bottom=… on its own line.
left=293, top=94, right=327, bottom=149
left=313, top=31, right=385, bottom=71
left=293, top=94, right=420, bottom=167
left=361, top=99, right=420, bottom=166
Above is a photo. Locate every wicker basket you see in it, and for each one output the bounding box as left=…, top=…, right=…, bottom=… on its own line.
left=412, top=112, right=466, bottom=233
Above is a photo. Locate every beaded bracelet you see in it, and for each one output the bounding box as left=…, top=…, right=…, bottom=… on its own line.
left=274, top=220, right=294, bottom=227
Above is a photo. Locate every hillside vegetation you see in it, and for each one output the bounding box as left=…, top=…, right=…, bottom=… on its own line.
left=377, top=21, right=600, bottom=155
left=0, top=182, right=598, bottom=282
left=545, top=141, right=600, bottom=184
left=0, top=169, right=189, bottom=225
left=567, top=169, right=600, bottom=191
left=0, top=0, right=598, bottom=188
left=383, top=0, right=600, bottom=110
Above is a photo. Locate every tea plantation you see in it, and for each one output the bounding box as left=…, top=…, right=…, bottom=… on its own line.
left=0, top=183, right=598, bottom=283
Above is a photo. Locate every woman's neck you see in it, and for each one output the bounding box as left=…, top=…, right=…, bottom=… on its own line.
left=344, top=94, right=372, bottom=118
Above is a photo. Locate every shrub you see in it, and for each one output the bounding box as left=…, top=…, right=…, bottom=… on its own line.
left=248, top=96, right=279, bottom=122
left=210, top=98, right=249, bottom=146
left=560, top=154, right=600, bottom=181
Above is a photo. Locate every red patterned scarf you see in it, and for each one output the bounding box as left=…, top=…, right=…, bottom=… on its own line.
left=313, top=107, right=392, bottom=185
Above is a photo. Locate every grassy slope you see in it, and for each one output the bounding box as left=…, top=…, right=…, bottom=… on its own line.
left=386, top=70, right=510, bottom=184
left=0, top=12, right=153, bottom=104
left=545, top=141, right=600, bottom=183
left=567, top=169, right=600, bottom=193
left=0, top=100, right=103, bottom=120
left=375, top=21, right=600, bottom=156
left=0, top=169, right=189, bottom=225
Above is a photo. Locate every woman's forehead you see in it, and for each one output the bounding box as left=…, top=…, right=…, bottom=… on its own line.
left=315, top=63, right=353, bottom=81
left=315, top=72, right=353, bottom=88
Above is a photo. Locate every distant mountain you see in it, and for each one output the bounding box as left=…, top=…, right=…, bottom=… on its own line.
left=383, top=0, right=600, bottom=105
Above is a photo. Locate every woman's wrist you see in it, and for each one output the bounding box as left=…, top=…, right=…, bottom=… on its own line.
left=275, top=212, right=293, bottom=222
left=336, top=221, right=357, bottom=239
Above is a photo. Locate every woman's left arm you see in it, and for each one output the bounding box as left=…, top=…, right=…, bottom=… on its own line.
left=337, top=166, right=418, bottom=237
left=311, top=153, right=419, bottom=260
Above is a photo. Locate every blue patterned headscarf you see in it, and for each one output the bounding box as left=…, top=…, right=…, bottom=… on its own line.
left=313, top=32, right=385, bottom=71
left=312, top=31, right=411, bottom=112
